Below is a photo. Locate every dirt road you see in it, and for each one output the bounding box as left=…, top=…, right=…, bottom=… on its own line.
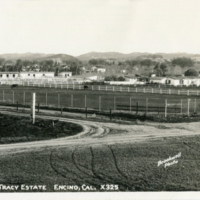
left=0, top=110, right=200, bottom=155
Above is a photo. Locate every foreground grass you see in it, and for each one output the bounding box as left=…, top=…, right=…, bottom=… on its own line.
left=0, top=135, right=200, bottom=191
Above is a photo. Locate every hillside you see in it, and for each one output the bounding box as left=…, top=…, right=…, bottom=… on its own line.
left=0, top=53, right=76, bottom=62
left=40, top=54, right=77, bottom=62
left=77, top=51, right=200, bottom=61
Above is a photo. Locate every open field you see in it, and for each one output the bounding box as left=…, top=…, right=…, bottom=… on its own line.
left=0, top=85, right=200, bottom=115
left=0, top=132, right=200, bottom=191
left=0, top=114, right=83, bottom=144
left=0, top=110, right=200, bottom=191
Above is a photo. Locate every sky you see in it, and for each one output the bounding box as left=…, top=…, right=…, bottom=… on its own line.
left=0, top=0, right=200, bottom=56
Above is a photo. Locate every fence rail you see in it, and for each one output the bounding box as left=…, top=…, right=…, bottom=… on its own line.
left=1, top=80, right=200, bottom=96
left=0, top=89, right=199, bottom=117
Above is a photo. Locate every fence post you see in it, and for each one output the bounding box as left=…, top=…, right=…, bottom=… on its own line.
left=165, top=99, right=167, bottom=118
left=180, top=99, right=182, bottom=115
left=113, top=86, right=115, bottom=92
left=178, top=90, right=180, bottom=95
left=46, top=93, right=47, bottom=106
left=175, top=105, right=176, bottom=116
left=13, top=91, right=14, bottom=104
left=79, top=85, right=81, bottom=90
left=99, top=96, right=101, bottom=111
left=128, top=87, right=130, bottom=92
left=187, top=90, right=189, bottom=96
left=23, top=91, right=25, bottom=105
left=188, top=99, right=190, bottom=116
left=160, top=89, right=162, bottom=94
left=113, top=97, right=116, bottom=110
left=85, top=107, right=87, bottom=118
left=73, top=84, right=75, bottom=90
left=194, top=98, right=197, bottom=113
left=85, top=95, right=87, bottom=108
left=58, top=93, right=60, bottom=107
left=120, top=87, right=122, bottom=92
left=71, top=94, right=73, bottom=108
left=130, top=97, right=132, bottom=112
left=92, top=86, right=94, bottom=90
left=3, top=90, right=4, bottom=102
left=136, top=102, right=139, bottom=115
left=146, top=98, right=148, bottom=115
left=143, top=88, right=145, bottom=93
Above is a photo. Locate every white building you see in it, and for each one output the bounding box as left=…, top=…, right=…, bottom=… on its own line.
left=165, top=77, right=198, bottom=86
left=0, top=72, right=19, bottom=79
left=59, top=72, right=72, bottom=78
left=19, top=72, right=54, bottom=79
left=124, top=75, right=138, bottom=84
left=149, top=77, right=167, bottom=84
left=97, top=68, right=106, bottom=73
left=165, top=77, right=180, bottom=86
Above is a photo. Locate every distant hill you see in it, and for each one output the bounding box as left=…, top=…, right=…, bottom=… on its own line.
left=77, top=51, right=200, bottom=61
left=39, top=54, right=77, bottom=62
left=0, top=53, right=77, bottom=62
left=77, top=52, right=127, bottom=60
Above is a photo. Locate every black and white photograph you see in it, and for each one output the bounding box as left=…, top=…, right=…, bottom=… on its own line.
left=0, top=0, right=200, bottom=199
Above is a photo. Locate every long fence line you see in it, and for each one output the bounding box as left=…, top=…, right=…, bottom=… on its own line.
left=0, top=90, right=199, bottom=117
left=2, top=80, right=200, bottom=96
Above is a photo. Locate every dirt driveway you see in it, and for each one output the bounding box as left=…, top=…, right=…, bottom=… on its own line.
left=0, top=110, right=199, bottom=155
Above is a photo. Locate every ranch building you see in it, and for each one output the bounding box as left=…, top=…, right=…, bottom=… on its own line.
left=19, top=72, right=55, bottom=79
left=124, top=75, right=138, bottom=84
left=59, top=72, right=72, bottom=78
left=149, top=77, right=166, bottom=84
left=0, top=72, right=19, bottom=79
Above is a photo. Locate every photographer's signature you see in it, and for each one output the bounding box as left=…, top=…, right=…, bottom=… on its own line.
left=157, top=152, right=181, bottom=168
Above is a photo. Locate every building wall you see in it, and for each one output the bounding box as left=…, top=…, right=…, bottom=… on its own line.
left=19, top=73, right=54, bottom=78
left=150, top=79, right=166, bottom=84
left=125, top=78, right=137, bottom=83
left=97, top=68, right=106, bottom=73
left=59, top=72, right=72, bottom=77
left=0, top=73, right=19, bottom=79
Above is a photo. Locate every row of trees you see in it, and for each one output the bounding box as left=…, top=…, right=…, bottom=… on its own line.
left=88, top=57, right=195, bottom=68
left=0, top=59, right=83, bottom=75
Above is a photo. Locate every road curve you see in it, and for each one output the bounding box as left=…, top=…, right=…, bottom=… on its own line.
left=0, top=110, right=200, bottom=155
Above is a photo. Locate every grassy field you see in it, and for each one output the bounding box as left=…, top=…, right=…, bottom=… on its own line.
left=0, top=85, right=200, bottom=115
left=0, top=114, right=83, bottom=144
left=0, top=135, right=200, bottom=191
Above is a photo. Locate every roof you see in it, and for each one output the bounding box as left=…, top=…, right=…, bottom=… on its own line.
left=71, top=74, right=98, bottom=78
left=59, top=72, right=72, bottom=74
left=167, top=76, right=198, bottom=80
left=125, top=75, right=138, bottom=79
left=0, top=72, right=19, bottom=74
left=150, top=77, right=166, bottom=80
left=20, top=72, right=54, bottom=74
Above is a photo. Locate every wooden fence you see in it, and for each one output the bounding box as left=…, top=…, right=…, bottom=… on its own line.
left=1, top=79, right=200, bottom=96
